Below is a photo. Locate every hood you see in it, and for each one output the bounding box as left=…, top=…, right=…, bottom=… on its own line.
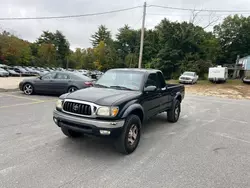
left=65, top=87, right=141, bottom=106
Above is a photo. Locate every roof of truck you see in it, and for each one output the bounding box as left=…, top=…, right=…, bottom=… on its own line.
left=110, top=68, right=161, bottom=74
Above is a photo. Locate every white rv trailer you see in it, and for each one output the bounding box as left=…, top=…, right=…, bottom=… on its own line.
left=208, top=66, right=228, bottom=83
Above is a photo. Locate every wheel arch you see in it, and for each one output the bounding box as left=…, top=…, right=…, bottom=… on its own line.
left=121, top=104, right=144, bottom=124
left=67, top=85, right=79, bottom=92
left=175, top=92, right=182, bottom=103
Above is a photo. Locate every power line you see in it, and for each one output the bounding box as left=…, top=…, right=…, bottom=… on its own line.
left=0, top=6, right=142, bottom=21
left=148, top=4, right=250, bottom=13
left=147, top=13, right=250, bottom=16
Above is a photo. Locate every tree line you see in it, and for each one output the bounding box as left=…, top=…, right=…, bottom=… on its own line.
left=0, top=14, right=250, bottom=79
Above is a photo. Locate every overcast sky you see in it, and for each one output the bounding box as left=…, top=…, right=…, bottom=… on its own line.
left=1, top=0, right=250, bottom=50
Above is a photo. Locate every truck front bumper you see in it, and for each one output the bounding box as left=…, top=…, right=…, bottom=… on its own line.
left=179, top=79, right=192, bottom=84
left=53, top=110, right=124, bottom=137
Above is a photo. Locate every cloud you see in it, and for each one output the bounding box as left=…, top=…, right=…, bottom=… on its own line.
left=0, top=0, right=250, bottom=50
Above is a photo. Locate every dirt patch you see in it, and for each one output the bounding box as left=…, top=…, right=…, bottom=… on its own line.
left=184, top=82, right=250, bottom=100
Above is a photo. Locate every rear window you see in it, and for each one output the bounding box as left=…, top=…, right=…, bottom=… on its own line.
left=71, top=73, right=92, bottom=81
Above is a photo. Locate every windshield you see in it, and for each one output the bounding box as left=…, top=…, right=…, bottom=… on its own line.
left=183, top=72, right=194, bottom=76
left=95, top=70, right=144, bottom=91
left=72, top=73, right=92, bottom=81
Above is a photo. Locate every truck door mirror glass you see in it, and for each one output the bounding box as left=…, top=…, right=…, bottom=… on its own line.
left=144, top=86, right=157, bottom=92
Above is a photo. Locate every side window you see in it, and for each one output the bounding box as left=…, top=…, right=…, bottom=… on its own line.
left=157, top=72, right=166, bottom=88
left=42, top=72, right=56, bottom=80
left=55, top=73, right=70, bottom=80
left=145, top=73, right=159, bottom=88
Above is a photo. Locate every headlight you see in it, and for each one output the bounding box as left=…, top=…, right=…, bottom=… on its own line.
left=56, top=99, right=63, bottom=109
left=96, top=106, right=119, bottom=117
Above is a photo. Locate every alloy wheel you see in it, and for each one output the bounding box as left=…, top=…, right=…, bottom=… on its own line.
left=127, top=124, right=139, bottom=146
left=23, top=84, right=33, bottom=95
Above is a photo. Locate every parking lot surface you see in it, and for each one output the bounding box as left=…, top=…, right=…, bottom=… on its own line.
left=1, top=92, right=250, bottom=188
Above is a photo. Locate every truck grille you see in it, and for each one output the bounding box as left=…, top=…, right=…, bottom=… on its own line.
left=181, top=77, right=191, bottom=80
left=63, top=101, right=92, bottom=116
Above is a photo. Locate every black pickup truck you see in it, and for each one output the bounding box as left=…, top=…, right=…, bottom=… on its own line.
left=53, top=68, right=185, bottom=154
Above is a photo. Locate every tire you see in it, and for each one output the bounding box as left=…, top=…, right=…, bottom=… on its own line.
left=115, top=115, right=141, bottom=154
left=167, top=100, right=181, bottom=123
left=61, top=127, right=82, bottom=138
left=23, top=83, right=34, bottom=95
left=68, top=86, right=78, bottom=93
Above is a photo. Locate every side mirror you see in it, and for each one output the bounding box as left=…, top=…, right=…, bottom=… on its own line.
left=144, top=86, right=157, bottom=92
left=39, top=76, right=42, bottom=80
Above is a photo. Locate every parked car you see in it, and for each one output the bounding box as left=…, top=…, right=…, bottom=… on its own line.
left=53, top=68, right=185, bottom=154
left=242, top=76, right=250, bottom=83
left=23, top=67, right=38, bottom=76
left=19, top=71, right=95, bottom=95
left=5, top=68, right=20, bottom=76
left=179, top=71, right=199, bottom=84
left=14, top=67, right=30, bottom=76
left=0, top=68, right=9, bottom=77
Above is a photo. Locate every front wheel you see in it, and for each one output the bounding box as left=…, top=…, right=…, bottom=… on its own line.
left=61, top=127, right=82, bottom=138
left=23, top=83, right=34, bottom=95
left=167, top=100, right=181, bottom=123
left=115, top=115, right=141, bottom=154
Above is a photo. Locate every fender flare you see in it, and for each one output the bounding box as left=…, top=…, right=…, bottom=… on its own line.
left=174, top=92, right=182, bottom=102
left=121, top=103, right=145, bottom=122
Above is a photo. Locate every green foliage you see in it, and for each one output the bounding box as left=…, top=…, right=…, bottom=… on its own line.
left=2, top=14, right=250, bottom=77
left=37, top=30, right=70, bottom=67
left=214, top=15, right=250, bottom=64
left=90, top=25, right=112, bottom=47
left=37, top=43, right=56, bottom=66
left=0, top=32, right=32, bottom=66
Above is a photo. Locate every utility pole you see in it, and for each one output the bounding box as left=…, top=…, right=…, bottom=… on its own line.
left=138, top=2, right=146, bottom=69
left=66, top=56, right=69, bottom=70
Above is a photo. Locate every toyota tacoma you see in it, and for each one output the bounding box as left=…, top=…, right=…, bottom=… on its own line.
left=53, top=68, right=185, bottom=154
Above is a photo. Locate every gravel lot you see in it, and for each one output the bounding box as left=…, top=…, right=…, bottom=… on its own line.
left=0, top=92, right=250, bottom=188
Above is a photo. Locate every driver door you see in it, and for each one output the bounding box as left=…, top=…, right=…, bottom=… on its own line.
left=141, top=73, right=162, bottom=119
left=34, top=72, right=57, bottom=93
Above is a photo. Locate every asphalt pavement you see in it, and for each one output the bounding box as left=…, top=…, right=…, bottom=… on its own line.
left=1, top=92, right=250, bottom=188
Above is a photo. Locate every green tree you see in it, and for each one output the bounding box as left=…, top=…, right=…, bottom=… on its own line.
left=37, top=43, right=56, bottom=66
left=116, top=25, right=140, bottom=60
left=214, top=15, right=250, bottom=64
left=0, top=33, right=31, bottom=66
left=90, top=25, right=112, bottom=47
left=37, top=30, right=70, bottom=67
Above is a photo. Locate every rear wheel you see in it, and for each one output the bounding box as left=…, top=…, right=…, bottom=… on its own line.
left=23, top=83, right=34, bottom=95
left=68, top=86, right=78, bottom=93
left=115, top=115, right=141, bottom=154
left=61, top=127, right=82, bottom=138
left=167, top=100, right=181, bottom=123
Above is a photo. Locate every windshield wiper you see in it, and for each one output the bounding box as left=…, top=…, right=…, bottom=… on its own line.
left=109, top=85, right=133, bottom=91
left=94, top=83, right=108, bottom=88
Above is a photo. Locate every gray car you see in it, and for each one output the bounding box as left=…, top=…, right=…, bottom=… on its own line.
left=0, top=68, right=9, bottom=77
left=19, top=71, right=94, bottom=95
